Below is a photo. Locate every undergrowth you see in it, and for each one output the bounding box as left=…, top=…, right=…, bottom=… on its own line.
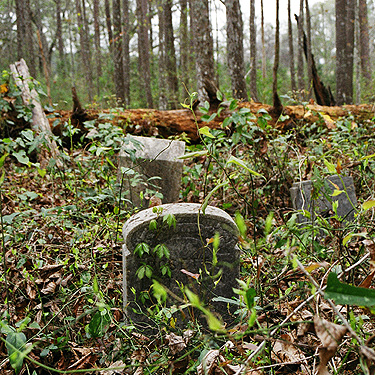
left=0, top=90, right=375, bottom=374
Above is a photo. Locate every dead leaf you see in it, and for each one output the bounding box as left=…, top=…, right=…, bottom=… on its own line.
left=314, top=316, right=348, bottom=375
left=166, top=333, right=186, bottom=355
left=181, top=268, right=200, bottom=280
left=197, top=349, right=220, bottom=375
left=41, top=281, right=57, bottom=295
left=99, top=360, right=126, bottom=374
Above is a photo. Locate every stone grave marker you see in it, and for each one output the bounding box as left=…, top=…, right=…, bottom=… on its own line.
left=290, top=175, right=357, bottom=224
left=118, top=135, right=185, bottom=207
left=122, top=203, right=240, bottom=329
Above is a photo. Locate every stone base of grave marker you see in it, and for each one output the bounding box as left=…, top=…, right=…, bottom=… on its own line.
left=122, top=203, right=240, bottom=330
left=118, top=136, right=185, bottom=208
left=290, top=175, right=357, bottom=224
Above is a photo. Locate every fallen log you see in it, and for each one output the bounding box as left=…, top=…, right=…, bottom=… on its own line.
left=49, top=102, right=375, bottom=143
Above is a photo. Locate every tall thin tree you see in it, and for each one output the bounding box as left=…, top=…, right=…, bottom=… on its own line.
left=226, top=0, right=248, bottom=100
left=112, top=0, right=125, bottom=104
left=358, top=0, right=371, bottom=95
left=287, top=0, right=296, bottom=92
left=122, top=0, right=131, bottom=106
left=297, top=0, right=305, bottom=95
left=136, top=0, right=154, bottom=107
left=249, top=0, right=258, bottom=101
left=190, top=0, right=218, bottom=104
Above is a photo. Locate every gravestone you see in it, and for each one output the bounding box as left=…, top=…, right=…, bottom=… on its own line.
left=290, top=175, right=357, bottom=224
left=118, top=135, right=185, bottom=207
left=122, top=203, right=240, bottom=329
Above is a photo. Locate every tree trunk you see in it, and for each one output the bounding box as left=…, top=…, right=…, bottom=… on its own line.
left=136, top=0, right=154, bottom=108
left=122, top=0, right=131, bottom=107
left=179, top=0, right=189, bottom=90
left=305, top=0, right=313, bottom=98
left=297, top=0, right=305, bottom=96
left=93, top=0, right=102, bottom=97
left=260, top=0, right=266, bottom=80
left=288, top=0, right=296, bottom=92
left=272, top=0, right=282, bottom=118
left=75, top=0, right=93, bottom=102
left=163, top=0, right=179, bottom=109
left=191, top=0, right=219, bottom=106
left=112, top=0, right=125, bottom=104
left=358, top=0, right=371, bottom=94
left=158, top=1, right=168, bottom=110
left=249, top=0, right=258, bottom=101
left=104, top=0, right=113, bottom=53
left=345, top=0, right=355, bottom=104
left=226, top=0, right=248, bottom=101
left=56, top=0, right=65, bottom=61
left=10, top=59, right=61, bottom=165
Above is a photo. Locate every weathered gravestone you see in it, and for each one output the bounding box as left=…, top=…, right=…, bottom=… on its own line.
left=118, top=135, right=185, bottom=207
left=290, top=175, right=357, bottom=224
left=122, top=203, right=240, bottom=329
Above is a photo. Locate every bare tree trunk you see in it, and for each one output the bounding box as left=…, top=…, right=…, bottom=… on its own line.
left=136, top=0, right=154, bottom=108
left=163, top=0, right=179, bottom=108
left=305, top=0, right=313, bottom=98
left=104, top=0, right=113, bottom=53
left=358, top=0, right=371, bottom=93
left=112, top=0, right=125, bottom=104
left=336, top=0, right=354, bottom=105
left=75, top=0, right=93, bottom=102
left=273, top=0, right=281, bottom=113
left=122, top=0, right=131, bottom=107
left=36, top=28, right=52, bottom=106
left=249, top=0, right=258, bottom=101
left=297, top=0, right=305, bottom=96
left=56, top=0, right=64, bottom=61
left=288, top=0, right=296, bottom=92
left=346, top=0, right=355, bottom=104
left=179, top=0, right=189, bottom=89
left=226, top=0, right=248, bottom=100
left=191, top=0, right=219, bottom=105
left=93, top=0, right=102, bottom=97
left=260, top=0, right=266, bottom=80
left=158, top=1, right=168, bottom=110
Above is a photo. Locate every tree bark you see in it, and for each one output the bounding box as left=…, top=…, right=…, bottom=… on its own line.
left=297, top=0, right=305, bottom=96
left=249, top=0, right=258, bottom=101
left=190, top=0, right=219, bottom=106
left=260, top=0, right=266, bottom=80
left=122, top=0, right=131, bottom=107
left=179, top=0, right=189, bottom=90
left=358, top=0, right=371, bottom=93
left=75, top=0, right=93, bottom=102
left=272, top=0, right=282, bottom=117
left=112, top=0, right=125, bottom=104
left=55, top=0, right=65, bottom=61
left=288, top=0, right=296, bottom=92
left=10, top=59, right=61, bottom=165
left=93, top=0, right=102, bottom=97
left=226, top=0, right=248, bottom=101
left=104, top=0, right=113, bottom=53
left=305, top=0, right=313, bottom=98
left=136, top=0, right=154, bottom=108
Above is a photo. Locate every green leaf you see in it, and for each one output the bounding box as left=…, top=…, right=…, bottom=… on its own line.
left=0, top=153, right=8, bottom=168
left=201, top=113, right=217, bottom=123
left=0, top=170, right=5, bottom=186
left=87, top=310, right=111, bottom=338
left=324, top=159, right=336, bottom=174
left=134, top=242, right=150, bottom=257
left=6, top=331, right=27, bottom=374
left=216, top=90, right=223, bottom=101
left=235, top=211, right=247, bottom=237
left=363, top=200, right=375, bottom=211
left=229, top=99, right=238, bottom=111
left=325, top=272, right=375, bottom=306
left=152, top=280, right=167, bottom=303
left=245, top=288, right=256, bottom=309
left=178, top=150, right=208, bottom=160
left=226, top=156, right=263, bottom=177
left=199, top=126, right=215, bottom=138
left=201, top=181, right=228, bottom=214
left=13, top=150, right=29, bottom=165
left=331, top=189, right=343, bottom=197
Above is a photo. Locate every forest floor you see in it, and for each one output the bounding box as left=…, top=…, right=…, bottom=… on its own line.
left=1, top=99, right=375, bottom=374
